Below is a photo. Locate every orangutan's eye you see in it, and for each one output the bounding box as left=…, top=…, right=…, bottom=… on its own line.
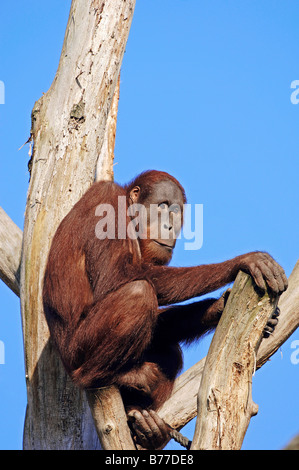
left=171, top=204, right=180, bottom=214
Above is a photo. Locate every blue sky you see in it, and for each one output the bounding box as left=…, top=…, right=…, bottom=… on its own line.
left=0, top=0, right=298, bottom=450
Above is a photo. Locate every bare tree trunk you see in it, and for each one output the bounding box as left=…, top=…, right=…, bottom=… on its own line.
left=20, top=0, right=136, bottom=450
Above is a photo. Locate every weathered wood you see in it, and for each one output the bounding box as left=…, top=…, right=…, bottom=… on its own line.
left=159, top=260, right=299, bottom=433
left=191, top=271, right=278, bottom=450
left=86, top=386, right=136, bottom=450
left=20, top=0, right=136, bottom=449
left=284, top=434, right=299, bottom=450
left=0, top=207, right=22, bottom=296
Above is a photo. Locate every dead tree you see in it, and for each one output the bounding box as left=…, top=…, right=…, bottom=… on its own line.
left=0, top=0, right=298, bottom=450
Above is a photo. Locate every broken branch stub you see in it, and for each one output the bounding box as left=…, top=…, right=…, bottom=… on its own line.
left=0, top=207, right=22, bottom=296
left=191, top=271, right=279, bottom=450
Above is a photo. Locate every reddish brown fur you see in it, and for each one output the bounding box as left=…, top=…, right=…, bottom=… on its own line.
left=124, top=170, right=187, bottom=205
left=43, top=170, right=287, bottom=412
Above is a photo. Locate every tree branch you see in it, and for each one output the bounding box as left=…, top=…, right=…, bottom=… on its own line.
left=284, top=434, right=299, bottom=450
left=191, top=272, right=277, bottom=450
left=0, top=207, right=22, bottom=296
left=158, top=260, right=299, bottom=434
left=86, top=386, right=136, bottom=450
